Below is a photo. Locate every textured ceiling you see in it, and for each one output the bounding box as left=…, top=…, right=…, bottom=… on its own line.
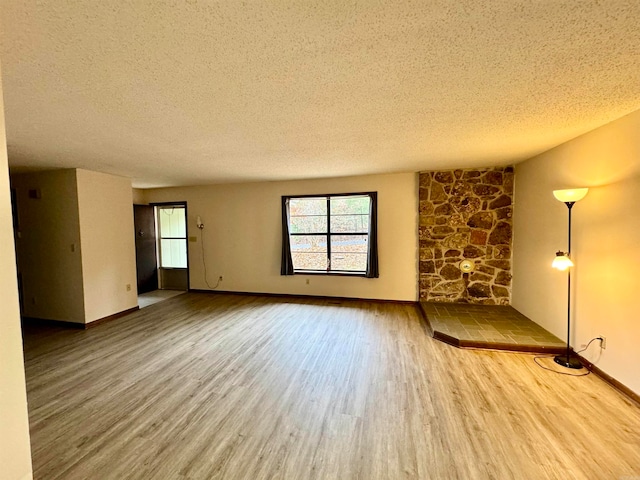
left=1, top=1, right=640, bottom=188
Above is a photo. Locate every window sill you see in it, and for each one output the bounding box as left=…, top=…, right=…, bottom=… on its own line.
left=293, top=270, right=367, bottom=277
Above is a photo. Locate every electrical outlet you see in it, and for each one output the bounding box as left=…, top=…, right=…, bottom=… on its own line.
left=599, top=336, right=606, bottom=349
left=126, top=284, right=131, bottom=292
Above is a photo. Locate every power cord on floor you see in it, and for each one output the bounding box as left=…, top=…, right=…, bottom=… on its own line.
left=199, top=225, right=220, bottom=290
left=533, top=337, right=602, bottom=377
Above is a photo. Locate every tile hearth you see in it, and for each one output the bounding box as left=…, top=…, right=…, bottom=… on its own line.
left=420, top=301, right=565, bottom=354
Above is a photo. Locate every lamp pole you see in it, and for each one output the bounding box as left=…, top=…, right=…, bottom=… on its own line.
left=552, top=188, right=588, bottom=368
left=554, top=200, right=583, bottom=369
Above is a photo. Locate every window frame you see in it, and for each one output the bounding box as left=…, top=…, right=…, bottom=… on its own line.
left=282, top=191, right=376, bottom=277
left=155, top=203, right=189, bottom=270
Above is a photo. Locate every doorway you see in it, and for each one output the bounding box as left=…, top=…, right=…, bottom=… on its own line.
left=133, top=202, right=189, bottom=308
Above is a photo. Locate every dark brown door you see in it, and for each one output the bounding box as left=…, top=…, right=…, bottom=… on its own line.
left=134, top=205, right=158, bottom=294
left=10, top=188, right=24, bottom=311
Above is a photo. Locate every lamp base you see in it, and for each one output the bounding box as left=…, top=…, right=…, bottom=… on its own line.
left=553, top=355, right=583, bottom=369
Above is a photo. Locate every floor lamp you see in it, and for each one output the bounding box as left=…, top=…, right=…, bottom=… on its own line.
left=551, top=188, right=588, bottom=369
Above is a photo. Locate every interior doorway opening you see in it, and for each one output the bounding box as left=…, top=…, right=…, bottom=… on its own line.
left=134, top=202, right=189, bottom=308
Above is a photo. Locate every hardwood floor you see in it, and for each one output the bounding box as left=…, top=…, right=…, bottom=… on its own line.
left=22, top=293, right=640, bottom=479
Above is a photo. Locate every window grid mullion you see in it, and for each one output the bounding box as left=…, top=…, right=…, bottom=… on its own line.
left=289, top=232, right=367, bottom=236
left=326, top=197, right=331, bottom=272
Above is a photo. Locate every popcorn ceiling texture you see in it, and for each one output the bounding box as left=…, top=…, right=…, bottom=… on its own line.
left=1, top=1, right=640, bottom=187
left=419, top=167, right=514, bottom=305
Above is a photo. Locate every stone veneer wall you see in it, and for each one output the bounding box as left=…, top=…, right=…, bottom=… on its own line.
left=419, top=167, right=514, bottom=305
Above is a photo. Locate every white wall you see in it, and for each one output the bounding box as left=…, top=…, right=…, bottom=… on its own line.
left=513, top=109, right=640, bottom=395
left=0, top=62, right=33, bottom=480
left=144, top=172, right=418, bottom=301
left=12, top=169, right=85, bottom=323
left=77, top=169, right=138, bottom=323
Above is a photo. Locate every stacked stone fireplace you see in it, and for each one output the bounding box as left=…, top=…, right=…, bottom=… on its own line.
left=419, top=167, right=514, bottom=305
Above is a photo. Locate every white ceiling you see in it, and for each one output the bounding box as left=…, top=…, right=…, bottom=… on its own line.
left=1, top=1, right=640, bottom=188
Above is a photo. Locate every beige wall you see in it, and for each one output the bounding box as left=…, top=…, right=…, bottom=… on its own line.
left=0, top=64, right=33, bottom=480
left=513, top=109, right=640, bottom=395
left=145, top=172, right=418, bottom=301
left=12, top=168, right=138, bottom=324
left=12, top=169, right=85, bottom=323
left=77, top=169, right=138, bottom=323
left=132, top=188, right=147, bottom=205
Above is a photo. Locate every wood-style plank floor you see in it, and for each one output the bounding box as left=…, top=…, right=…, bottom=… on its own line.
left=22, top=293, right=640, bottom=479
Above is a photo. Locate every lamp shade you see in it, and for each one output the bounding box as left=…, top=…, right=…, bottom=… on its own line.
left=552, top=251, right=574, bottom=270
left=553, top=188, right=589, bottom=203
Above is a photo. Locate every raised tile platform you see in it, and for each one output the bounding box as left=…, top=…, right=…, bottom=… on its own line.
left=419, top=301, right=566, bottom=354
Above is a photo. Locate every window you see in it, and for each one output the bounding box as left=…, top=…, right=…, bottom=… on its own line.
left=281, top=192, right=379, bottom=277
left=157, top=205, right=187, bottom=268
